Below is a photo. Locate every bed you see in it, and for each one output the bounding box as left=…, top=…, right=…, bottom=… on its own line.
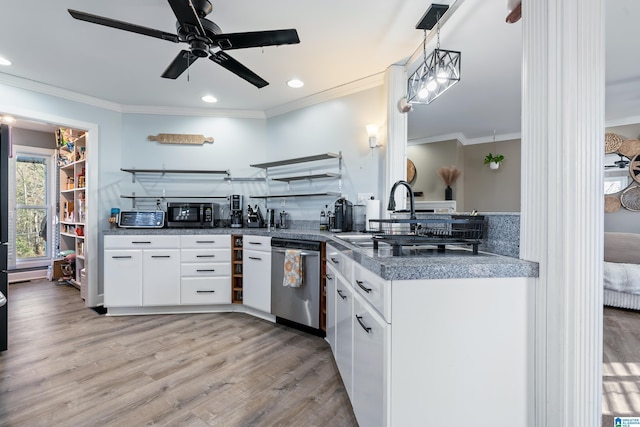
left=604, top=232, right=640, bottom=310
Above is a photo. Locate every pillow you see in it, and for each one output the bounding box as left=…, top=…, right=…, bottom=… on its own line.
left=604, top=232, right=640, bottom=264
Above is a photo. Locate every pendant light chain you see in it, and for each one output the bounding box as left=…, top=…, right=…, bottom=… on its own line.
left=436, top=13, right=441, bottom=51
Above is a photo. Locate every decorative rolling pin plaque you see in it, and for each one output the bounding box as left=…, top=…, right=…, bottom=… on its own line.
left=147, top=134, right=214, bottom=145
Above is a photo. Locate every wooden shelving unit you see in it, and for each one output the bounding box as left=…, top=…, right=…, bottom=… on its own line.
left=231, top=235, right=243, bottom=304
left=56, top=129, right=87, bottom=294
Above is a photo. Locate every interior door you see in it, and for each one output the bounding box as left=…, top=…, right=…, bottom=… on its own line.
left=1, top=125, right=10, bottom=351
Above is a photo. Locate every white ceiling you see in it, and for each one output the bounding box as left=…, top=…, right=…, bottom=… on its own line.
left=1, top=0, right=638, bottom=142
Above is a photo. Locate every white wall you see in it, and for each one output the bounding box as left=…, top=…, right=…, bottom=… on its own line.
left=0, top=80, right=387, bottom=300
left=266, top=86, right=386, bottom=219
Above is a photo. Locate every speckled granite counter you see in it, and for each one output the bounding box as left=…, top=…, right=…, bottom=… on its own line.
left=103, top=227, right=538, bottom=280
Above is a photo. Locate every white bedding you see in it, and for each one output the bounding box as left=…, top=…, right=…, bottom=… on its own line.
left=603, top=261, right=640, bottom=295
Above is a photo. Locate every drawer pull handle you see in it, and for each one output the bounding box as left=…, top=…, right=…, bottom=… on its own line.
left=356, top=315, right=372, bottom=333
left=248, top=241, right=262, bottom=245
left=132, top=241, right=151, bottom=244
left=112, top=256, right=132, bottom=259
left=326, top=274, right=333, bottom=281
left=196, top=255, right=215, bottom=258
left=196, top=290, right=216, bottom=293
left=356, top=280, right=372, bottom=293
left=151, top=255, right=171, bottom=258
left=197, top=269, right=216, bottom=272
left=196, top=240, right=215, bottom=244
left=248, top=256, right=262, bottom=261
left=330, top=257, right=340, bottom=264
left=337, top=289, right=347, bottom=300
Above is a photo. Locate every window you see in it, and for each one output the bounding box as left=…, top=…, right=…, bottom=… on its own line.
left=8, top=146, right=56, bottom=269
left=15, top=154, right=50, bottom=260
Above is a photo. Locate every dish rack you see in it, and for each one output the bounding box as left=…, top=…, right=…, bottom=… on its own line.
left=367, top=217, right=486, bottom=255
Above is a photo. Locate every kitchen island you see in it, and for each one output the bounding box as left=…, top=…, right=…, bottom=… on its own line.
left=102, top=227, right=537, bottom=427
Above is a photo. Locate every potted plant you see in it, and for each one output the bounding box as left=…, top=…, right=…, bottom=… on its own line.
left=484, top=153, right=505, bottom=170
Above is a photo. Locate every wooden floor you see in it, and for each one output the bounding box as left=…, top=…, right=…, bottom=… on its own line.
left=0, top=280, right=358, bottom=427
left=603, top=306, right=640, bottom=426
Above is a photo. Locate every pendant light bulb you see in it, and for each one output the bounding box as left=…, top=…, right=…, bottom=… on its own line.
left=418, top=87, right=429, bottom=98
left=426, top=78, right=437, bottom=92
left=436, top=66, right=449, bottom=84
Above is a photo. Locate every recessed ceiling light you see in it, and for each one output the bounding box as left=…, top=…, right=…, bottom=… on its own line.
left=287, top=79, right=304, bottom=88
left=2, top=115, right=16, bottom=123
left=201, top=95, right=218, bottom=103
left=0, top=56, right=11, bottom=66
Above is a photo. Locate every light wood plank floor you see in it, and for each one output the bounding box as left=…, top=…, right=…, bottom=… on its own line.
left=603, top=306, right=640, bottom=426
left=0, top=280, right=358, bottom=427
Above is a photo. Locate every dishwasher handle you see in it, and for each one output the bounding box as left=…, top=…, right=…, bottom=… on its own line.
left=271, top=248, right=319, bottom=257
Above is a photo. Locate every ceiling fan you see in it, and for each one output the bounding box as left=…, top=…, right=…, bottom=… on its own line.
left=68, top=0, right=300, bottom=88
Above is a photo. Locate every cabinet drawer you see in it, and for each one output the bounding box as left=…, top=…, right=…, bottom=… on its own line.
left=104, top=235, right=179, bottom=249
left=180, top=235, right=230, bottom=249
left=181, top=277, right=231, bottom=304
left=242, top=235, right=271, bottom=251
left=181, top=248, right=230, bottom=263
left=181, top=262, right=231, bottom=277
left=327, top=244, right=353, bottom=282
left=353, top=263, right=391, bottom=323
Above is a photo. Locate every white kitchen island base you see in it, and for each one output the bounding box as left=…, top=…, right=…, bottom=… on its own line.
left=390, top=277, right=533, bottom=427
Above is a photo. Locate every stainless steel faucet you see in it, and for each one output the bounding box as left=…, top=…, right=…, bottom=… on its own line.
left=387, top=180, right=416, bottom=220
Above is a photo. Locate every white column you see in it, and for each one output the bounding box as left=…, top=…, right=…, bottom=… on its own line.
left=384, top=64, right=408, bottom=215
left=520, top=1, right=604, bottom=426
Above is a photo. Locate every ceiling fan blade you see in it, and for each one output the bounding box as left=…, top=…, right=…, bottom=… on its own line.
left=209, top=51, right=268, bottom=88
left=162, top=50, right=200, bottom=79
left=211, top=29, right=300, bottom=50
left=68, top=9, right=180, bottom=43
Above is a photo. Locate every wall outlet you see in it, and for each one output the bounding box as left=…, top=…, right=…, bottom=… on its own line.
left=358, top=193, right=374, bottom=204
left=280, top=198, right=286, bottom=207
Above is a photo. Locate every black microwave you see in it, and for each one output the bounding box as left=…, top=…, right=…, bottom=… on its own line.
left=166, top=202, right=219, bottom=228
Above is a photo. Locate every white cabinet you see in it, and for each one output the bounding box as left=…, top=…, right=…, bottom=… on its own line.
left=104, top=235, right=180, bottom=307
left=142, top=249, right=180, bottom=306
left=104, top=249, right=142, bottom=307
left=352, top=290, right=390, bottom=427
left=180, top=235, right=232, bottom=305
left=242, top=235, right=271, bottom=313
left=335, top=270, right=354, bottom=400
left=353, top=262, right=391, bottom=322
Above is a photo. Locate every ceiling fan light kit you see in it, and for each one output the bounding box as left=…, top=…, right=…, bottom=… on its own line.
left=407, top=4, right=461, bottom=105
left=68, top=0, right=300, bottom=88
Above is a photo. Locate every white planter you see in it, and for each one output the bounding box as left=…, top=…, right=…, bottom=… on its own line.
left=489, top=161, right=500, bottom=170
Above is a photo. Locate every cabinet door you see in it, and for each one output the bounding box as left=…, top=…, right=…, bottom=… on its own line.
left=104, top=249, right=142, bottom=307
left=352, top=292, right=390, bottom=427
left=243, top=249, right=272, bottom=313
left=142, top=249, right=180, bottom=306
left=326, top=264, right=338, bottom=353
left=335, top=274, right=354, bottom=400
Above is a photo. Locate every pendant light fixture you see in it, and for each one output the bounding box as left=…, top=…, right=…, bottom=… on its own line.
left=407, top=4, right=461, bottom=105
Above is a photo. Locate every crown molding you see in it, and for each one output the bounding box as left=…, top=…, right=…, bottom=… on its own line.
left=120, top=104, right=265, bottom=119
left=0, top=72, right=122, bottom=112
left=0, top=71, right=381, bottom=120
left=264, top=73, right=385, bottom=118
left=408, top=131, right=522, bottom=146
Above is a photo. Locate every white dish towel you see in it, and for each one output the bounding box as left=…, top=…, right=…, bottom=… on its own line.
left=283, top=249, right=303, bottom=287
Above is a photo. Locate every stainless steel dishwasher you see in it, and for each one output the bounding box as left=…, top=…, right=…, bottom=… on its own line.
left=271, top=237, right=322, bottom=335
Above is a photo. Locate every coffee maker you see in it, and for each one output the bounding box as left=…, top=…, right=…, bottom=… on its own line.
left=230, top=194, right=243, bottom=228
left=331, top=197, right=353, bottom=232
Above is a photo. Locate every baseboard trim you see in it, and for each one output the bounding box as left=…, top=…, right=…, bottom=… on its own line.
left=9, top=269, right=47, bottom=283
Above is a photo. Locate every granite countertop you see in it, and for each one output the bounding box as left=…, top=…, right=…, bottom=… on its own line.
left=103, top=227, right=538, bottom=280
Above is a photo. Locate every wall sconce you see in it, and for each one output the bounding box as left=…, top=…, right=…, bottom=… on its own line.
left=407, top=4, right=461, bottom=105
left=366, top=124, right=380, bottom=148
